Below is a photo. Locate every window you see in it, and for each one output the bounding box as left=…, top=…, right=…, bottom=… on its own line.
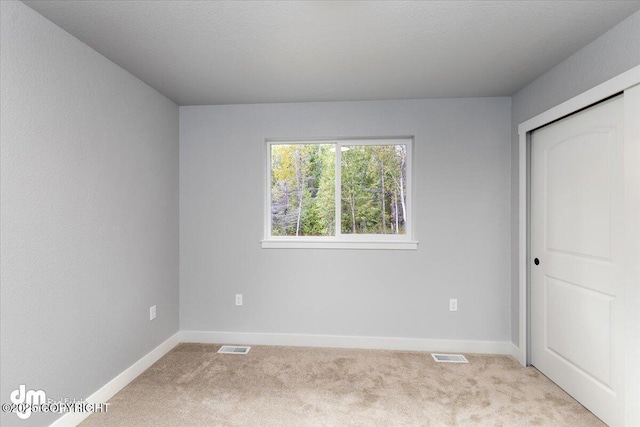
left=263, top=138, right=417, bottom=249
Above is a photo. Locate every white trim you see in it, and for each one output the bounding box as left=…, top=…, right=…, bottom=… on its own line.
left=261, top=239, right=418, bottom=250
left=264, top=137, right=416, bottom=247
left=180, top=330, right=512, bottom=355
left=49, top=332, right=181, bottom=427
left=517, top=128, right=528, bottom=368
left=335, top=138, right=342, bottom=239
left=623, top=83, right=640, bottom=427
left=518, top=65, right=640, bottom=135
left=511, top=342, right=524, bottom=365
left=517, top=64, right=640, bottom=369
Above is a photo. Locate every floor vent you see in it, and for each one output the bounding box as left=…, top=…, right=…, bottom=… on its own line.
left=431, top=353, right=468, bottom=363
left=217, top=345, right=251, bottom=355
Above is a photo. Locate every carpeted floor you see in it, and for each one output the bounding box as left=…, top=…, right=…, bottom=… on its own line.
left=81, top=344, right=604, bottom=426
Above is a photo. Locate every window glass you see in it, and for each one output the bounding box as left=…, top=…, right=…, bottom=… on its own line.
left=270, top=144, right=334, bottom=236
left=341, top=144, right=407, bottom=235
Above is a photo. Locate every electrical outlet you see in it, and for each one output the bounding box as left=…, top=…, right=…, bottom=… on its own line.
left=449, top=299, right=458, bottom=312
left=150, top=305, right=157, bottom=320
left=235, top=294, right=243, bottom=306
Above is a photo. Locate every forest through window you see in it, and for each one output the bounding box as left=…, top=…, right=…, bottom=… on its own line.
left=268, top=139, right=410, bottom=239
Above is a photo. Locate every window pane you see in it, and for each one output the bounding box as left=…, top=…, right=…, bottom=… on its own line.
left=341, top=145, right=407, bottom=235
left=271, top=144, right=335, bottom=236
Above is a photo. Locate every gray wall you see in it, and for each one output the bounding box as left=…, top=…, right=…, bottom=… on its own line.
left=0, top=2, right=179, bottom=426
left=510, top=10, right=640, bottom=344
left=180, top=98, right=511, bottom=343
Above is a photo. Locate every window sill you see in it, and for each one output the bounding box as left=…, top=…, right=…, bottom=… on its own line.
left=260, top=240, right=419, bottom=250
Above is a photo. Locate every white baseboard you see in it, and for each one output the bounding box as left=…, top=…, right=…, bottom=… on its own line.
left=49, top=332, right=181, bottom=427
left=180, top=330, right=512, bottom=355
left=511, top=342, right=526, bottom=366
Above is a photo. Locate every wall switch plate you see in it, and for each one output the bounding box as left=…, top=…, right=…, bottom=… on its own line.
left=150, top=305, right=157, bottom=320
left=449, top=299, right=458, bottom=312
left=235, top=294, right=243, bottom=306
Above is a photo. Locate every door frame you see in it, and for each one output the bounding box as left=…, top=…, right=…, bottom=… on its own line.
left=516, top=64, right=640, bottom=425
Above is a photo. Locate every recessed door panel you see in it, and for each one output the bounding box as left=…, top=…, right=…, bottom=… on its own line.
left=546, top=132, right=612, bottom=260
left=545, top=275, right=613, bottom=388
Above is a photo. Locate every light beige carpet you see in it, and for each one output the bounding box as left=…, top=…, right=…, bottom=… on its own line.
left=81, top=344, right=604, bottom=426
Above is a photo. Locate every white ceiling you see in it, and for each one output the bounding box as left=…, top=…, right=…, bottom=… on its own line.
left=24, top=1, right=640, bottom=106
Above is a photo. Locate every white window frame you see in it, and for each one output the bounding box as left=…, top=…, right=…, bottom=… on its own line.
left=262, top=137, right=418, bottom=250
